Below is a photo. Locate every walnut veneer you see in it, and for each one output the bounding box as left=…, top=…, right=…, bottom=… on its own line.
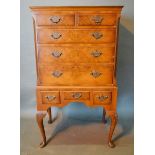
left=30, top=6, right=123, bottom=148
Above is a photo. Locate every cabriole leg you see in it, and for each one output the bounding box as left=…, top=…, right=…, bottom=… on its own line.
left=102, top=108, right=107, bottom=124
left=107, top=111, right=118, bottom=148
left=47, top=107, right=52, bottom=124
left=36, top=111, right=47, bottom=148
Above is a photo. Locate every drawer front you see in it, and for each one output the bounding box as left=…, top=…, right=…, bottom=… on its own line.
left=63, top=91, right=90, bottom=100
left=38, top=64, right=114, bottom=86
left=38, top=46, right=77, bottom=64
left=41, top=91, right=60, bottom=104
left=77, top=46, right=115, bottom=63
left=37, top=29, right=116, bottom=43
left=93, top=91, right=112, bottom=105
left=38, top=45, right=115, bottom=64
left=78, top=13, right=117, bottom=26
left=35, top=12, right=75, bottom=26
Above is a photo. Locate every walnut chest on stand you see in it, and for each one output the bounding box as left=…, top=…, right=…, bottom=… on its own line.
left=30, top=6, right=123, bottom=148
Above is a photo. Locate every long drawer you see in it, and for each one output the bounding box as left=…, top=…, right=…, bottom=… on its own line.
left=38, top=45, right=115, bottom=64
left=36, top=28, right=116, bottom=44
left=38, top=64, right=114, bottom=86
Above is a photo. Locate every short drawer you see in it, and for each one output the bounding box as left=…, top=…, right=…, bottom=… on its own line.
left=63, top=91, right=90, bottom=100
left=38, top=64, right=114, bottom=86
left=93, top=91, right=112, bottom=105
left=36, top=28, right=116, bottom=44
left=35, top=12, right=75, bottom=26
left=78, top=13, right=117, bottom=26
left=41, top=91, right=60, bottom=104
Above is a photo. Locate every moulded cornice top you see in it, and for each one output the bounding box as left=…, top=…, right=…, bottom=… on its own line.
left=30, top=6, right=123, bottom=11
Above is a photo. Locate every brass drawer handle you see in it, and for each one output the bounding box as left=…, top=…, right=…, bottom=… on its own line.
left=51, top=51, right=62, bottom=58
left=96, top=95, right=108, bottom=102
left=72, top=92, right=82, bottom=99
left=91, top=50, right=102, bottom=57
left=92, top=16, right=103, bottom=24
left=52, top=70, right=63, bottom=78
left=90, top=70, right=102, bottom=78
left=45, top=95, right=56, bottom=101
left=51, top=32, right=62, bottom=39
left=92, top=32, right=103, bottom=39
left=50, top=16, right=61, bottom=24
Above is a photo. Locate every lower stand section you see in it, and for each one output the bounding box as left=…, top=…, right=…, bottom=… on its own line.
left=36, top=109, right=118, bottom=148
